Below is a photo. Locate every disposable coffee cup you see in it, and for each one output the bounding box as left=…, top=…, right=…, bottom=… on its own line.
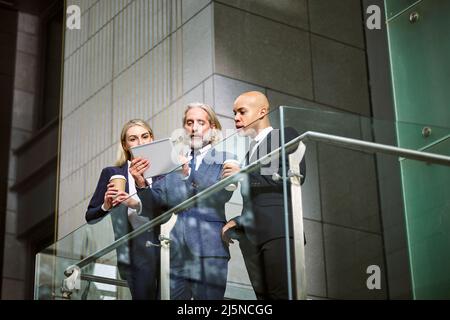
left=223, top=159, right=241, bottom=191
left=109, top=175, right=127, bottom=193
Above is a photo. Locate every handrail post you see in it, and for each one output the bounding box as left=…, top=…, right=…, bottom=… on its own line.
left=159, top=214, right=177, bottom=300
left=289, top=142, right=307, bottom=299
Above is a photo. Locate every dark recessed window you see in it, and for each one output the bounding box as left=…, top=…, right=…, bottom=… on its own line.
left=37, top=2, right=63, bottom=129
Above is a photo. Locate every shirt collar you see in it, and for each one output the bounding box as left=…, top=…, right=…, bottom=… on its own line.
left=253, top=126, right=273, bottom=143
left=194, top=143, right=212, bottom=156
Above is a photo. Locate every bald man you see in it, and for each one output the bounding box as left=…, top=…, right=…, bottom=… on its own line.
left=221, top=91, right=306, bottom=300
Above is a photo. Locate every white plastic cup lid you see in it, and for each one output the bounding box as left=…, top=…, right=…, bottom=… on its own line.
left=109, top=175, right=127, bottom=181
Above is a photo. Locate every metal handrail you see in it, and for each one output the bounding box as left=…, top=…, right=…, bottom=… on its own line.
left=64, top=130, right=450, bottom=276
left=300, top=131, right=450, bottom=167
left=81, top=274, right=128, bottom=287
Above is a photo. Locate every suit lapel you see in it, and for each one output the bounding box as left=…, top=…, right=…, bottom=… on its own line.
left=198, top=147, right=217, bottom=176
left=250, top=131, right=273, bottom=163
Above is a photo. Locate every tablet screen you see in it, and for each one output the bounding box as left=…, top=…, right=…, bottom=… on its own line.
left=130, top=138, right=185, bottom=178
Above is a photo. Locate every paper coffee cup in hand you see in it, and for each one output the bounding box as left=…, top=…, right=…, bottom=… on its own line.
left=223, top=159, right=240, bottom=191
left=109, top=175, right=127, bottom=193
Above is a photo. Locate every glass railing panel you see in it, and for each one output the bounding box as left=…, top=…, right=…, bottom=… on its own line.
left=399, top=136, right=450, bottom=298
left=36, top=105, right=297, bottom=299
left=384, top=0, right=421, bottom=20
left=279, top=105, right=449, bottom=152
left=77, top=255, right=132, bottom=300
left=35, top=105, right=449, bottom=299
left=281, top=105, right=450, bottom=299
left=34, top=250, right=80, bottom=300
left=34, top=202, right=142, bottom=299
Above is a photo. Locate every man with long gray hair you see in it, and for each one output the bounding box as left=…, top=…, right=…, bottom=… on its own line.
left=132, top=102, right=235, bottom=300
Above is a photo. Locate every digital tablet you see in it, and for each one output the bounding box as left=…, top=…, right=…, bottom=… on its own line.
left=130, top=138, right=184, bottom=178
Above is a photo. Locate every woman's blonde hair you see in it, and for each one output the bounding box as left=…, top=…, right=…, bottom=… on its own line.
left=115, top=119, right=154, bottom=166
left=182, top=102, right=222, bottom=145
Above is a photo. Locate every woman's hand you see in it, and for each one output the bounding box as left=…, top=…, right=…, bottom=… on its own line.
left=112, top=191, right=140, bottom=209
left=129, top=157, right=150, bottom=188
left=103, top=183, right=118, bottom=211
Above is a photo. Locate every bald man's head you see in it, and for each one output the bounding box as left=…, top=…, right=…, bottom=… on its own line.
left=234, top=91, right=269, bottom=111
left=233, top=91, right=271, bottom=137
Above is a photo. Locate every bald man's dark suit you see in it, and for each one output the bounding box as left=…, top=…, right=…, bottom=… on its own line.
left=230, top=127, right=306, bottom=300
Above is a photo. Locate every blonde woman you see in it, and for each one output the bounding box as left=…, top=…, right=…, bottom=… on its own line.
left=86, top=119, right=160, bottom=300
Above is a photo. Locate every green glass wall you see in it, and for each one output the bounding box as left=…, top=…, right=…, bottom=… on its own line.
left=385, top=0, right=450, bottom=298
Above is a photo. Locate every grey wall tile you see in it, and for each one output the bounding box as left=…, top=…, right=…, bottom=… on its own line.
left=182, top=4, right=213, bottom=93
left=266, top=90, right=367, bottom=141
left=11, top=127, right=31, bottom=150
left=113, top=1, right=141, bottom=76
left=385, top=249, right=412, bottom=299
left=86, top=23, right=113, bottom=98
left=203, top=76, right=214, bottom=107
left=180, top=82, right=204, bottom=107
left=5, top=210, right=17, bottom=235
left=309, top=0, right=365, bottom=48
left=216, top=0, right=308, bottom=30
left=7, top=189, right=17, bottom=212
left=323, top=224, right=387, bottom=299
left=68, top=0, right=98, bottom=12
left=16, top=32, right=38, bottom=55
left=149, top=84, right=203, bottom=140
left=301, top=142, right=321, bottom=221
left=12, top=89, right=35, bottom=131
left=64, top=6, right=90, bottom=58
left=18, top=12, right=39, bottom=35
left=88, top=0, right=129, bottom=37
left=60, top=84, right=112, bottom=180
left=319, top=145, right=381, bottom=233
left=8, top=151, right=15, bottom=181
left=362, top=0, right=395, bottom=122
left=182, top=0, right=211, bottom=23
left=58, top=197, right=93, bottom=241
left=169, top=0, right=183, bottom=33
left=304, top=219, right=327, bottom=297
left=58, top=168, right=85, bottom=216
left=170, top=29, right=184, bottom=103
left=112, top=45, right=172, bottom=141
left=215, top=3, right=313, bottom=99
left=375, top=154, right=408, bottom=255
left=311, top=35, right=370, bottom=116
left=17, top=171, right=56, bottom=236
left=15, top=127, right=57, bottom=182
left=14, top=52, right=37, bottom=94
left=267, top=89, right=334, bottom=112
left=217, top=115, right=235, bottom=132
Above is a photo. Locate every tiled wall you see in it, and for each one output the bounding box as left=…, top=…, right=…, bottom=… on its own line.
left=59, top=0, right=388, bottom=299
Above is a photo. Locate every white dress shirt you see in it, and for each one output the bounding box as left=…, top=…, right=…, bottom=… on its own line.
left=191, top=144, right=212, bottom=171
left=184, top=143, right=212, bottom=179
left=248, top=126, right=273, bottom=161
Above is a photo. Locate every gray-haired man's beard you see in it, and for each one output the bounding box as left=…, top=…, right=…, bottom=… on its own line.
left=190, top=136, right=210, bottom=149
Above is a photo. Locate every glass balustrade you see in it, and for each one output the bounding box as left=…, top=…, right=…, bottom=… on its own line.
left=35, top=106, right=450, bottom=300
